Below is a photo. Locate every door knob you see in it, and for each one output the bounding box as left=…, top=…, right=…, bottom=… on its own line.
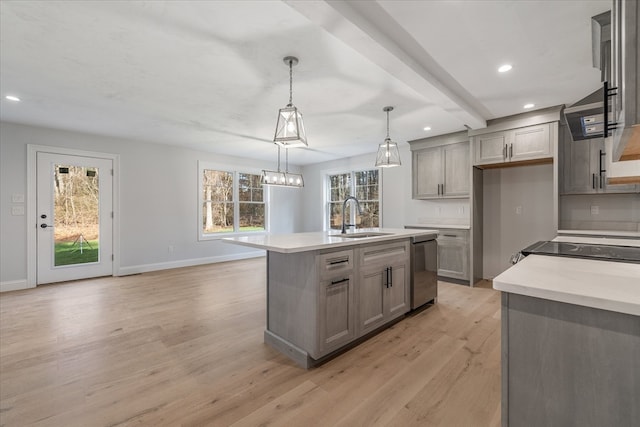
left=40, top=223, right=53, bottom=229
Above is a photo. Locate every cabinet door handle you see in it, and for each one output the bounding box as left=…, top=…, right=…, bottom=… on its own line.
left=384, top=267, right=389, bottom=288
left=330, top=278, right=349, bottom=286
left=441, top=183, right=445, bottom=195
left=503, top=144, right=507, bottom=160
left=509, top=143, right=513, bottom=159
left=389, top=266, right=393, bottom=287
left=592, top=173, right=596, bottom=189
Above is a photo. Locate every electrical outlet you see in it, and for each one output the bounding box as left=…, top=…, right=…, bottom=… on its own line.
left=458, top=206, right=464, bottom=215
left=515, top=206, right=522, bottom=215
left=11, top=206, right=24, bottom=216
left=12, top=194, right=24, bottom=203
left=168, top=245, right=174, bottom=253
left=591, top=205, right=599, bottom=215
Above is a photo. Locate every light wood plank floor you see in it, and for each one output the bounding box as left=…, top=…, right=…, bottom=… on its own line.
left=0, top=258, right=501, bottom=427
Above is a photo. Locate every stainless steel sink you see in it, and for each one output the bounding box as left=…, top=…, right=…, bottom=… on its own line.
left=332, top=232, right=392, bottom=239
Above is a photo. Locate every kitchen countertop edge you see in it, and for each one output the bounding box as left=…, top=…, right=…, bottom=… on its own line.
left=493, top=254, right=640, bottom=316
left=222, top=228, right=439, bottom=253
left=405, top=224, right=470, bottom=230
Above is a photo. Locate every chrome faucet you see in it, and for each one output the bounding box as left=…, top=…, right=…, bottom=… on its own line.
left=341, top=196, right=363, bottom=234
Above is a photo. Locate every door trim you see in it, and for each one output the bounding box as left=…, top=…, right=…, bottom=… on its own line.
left=27, top=145, right=120, bottom=286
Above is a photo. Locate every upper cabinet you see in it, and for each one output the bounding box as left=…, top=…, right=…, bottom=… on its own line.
left=473, top=123, right=552, bottom=167
left=410, top=132, right=470, bottom=200
left=560, top=125, right=638, bottom=194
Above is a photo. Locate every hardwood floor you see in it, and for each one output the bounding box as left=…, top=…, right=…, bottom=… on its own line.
left=0, top=259, right=501, bottom=427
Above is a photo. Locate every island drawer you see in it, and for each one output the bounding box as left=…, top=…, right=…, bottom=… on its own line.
left=318, top=249, right=354, bottom=279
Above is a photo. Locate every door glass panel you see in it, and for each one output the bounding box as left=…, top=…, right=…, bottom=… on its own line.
left=54, top=164, right=100, bottom=266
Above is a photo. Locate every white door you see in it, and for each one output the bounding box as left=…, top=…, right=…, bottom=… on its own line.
left=37, top=152, right=113, bottom=284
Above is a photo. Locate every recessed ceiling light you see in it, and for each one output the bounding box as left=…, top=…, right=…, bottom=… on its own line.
left=498, top=64, right=512, bottom=73
left=523, top=103, right=535, bottom=109
left=5, top=95, right=21, bottom=102
left=423, top=126, right=432, bottom=131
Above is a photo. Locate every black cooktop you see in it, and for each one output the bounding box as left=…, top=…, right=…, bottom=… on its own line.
left=521, top=241, right=640, bottom=264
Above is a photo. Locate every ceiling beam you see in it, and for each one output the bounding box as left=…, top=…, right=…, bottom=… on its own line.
left=284, top=0, right=488, bottom=130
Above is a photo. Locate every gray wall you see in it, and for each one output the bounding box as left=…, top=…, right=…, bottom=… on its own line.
left=483, top=163, right=556, bottom=278
left=559, top=193, right=640, bottom=231
left=0, top=121, right=302, bottom=288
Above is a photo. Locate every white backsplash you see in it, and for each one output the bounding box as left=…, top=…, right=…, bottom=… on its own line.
left=406, top=199, right=470, bottom=226
left=559, top=193, right=640, bottom=232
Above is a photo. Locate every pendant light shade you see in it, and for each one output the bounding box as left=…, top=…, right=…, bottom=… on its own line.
left=262, top=145, right=304, bottom=188
left=375, top=106, right=401, bottom=168
left=274, top=56, right=308, bottom=148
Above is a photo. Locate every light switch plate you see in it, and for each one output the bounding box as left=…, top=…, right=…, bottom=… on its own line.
left=12, top=194, right=25, bottom=203
left=591, top=205, right=599, bottom=215
left=11, top=206, right=25, bottom=216
left=515, top=206, right=522, bottom=215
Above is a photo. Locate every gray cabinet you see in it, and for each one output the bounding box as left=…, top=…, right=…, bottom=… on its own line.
left=413, top=142, right=470, bottom=199
left=319, top=275, right=355, bottom=354
left=436, top=229, right=469, bottom=282
left=474, top=123, right=552, bottom=166
left=266, top=239, right=411, bottom=367
left=501, top=292, right=640, bottom=427
left=318, top=250, right=356, bottom=355
left=561, top=129, right=638, bottom=194
left=358, top=240, right=410, bottom=336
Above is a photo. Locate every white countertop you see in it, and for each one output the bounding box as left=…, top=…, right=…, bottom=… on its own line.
left=558, top=229, right=640, bottom=238
left=405, top=224, right=470, bottom=230
left=223, top=228, right=438, bottom=253
left=494, top=235, right=640, bottom=316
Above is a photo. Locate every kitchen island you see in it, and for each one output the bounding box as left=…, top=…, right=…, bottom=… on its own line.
left=224, top=228, right=438, bottom=368
left=493, top=236, right=640, bottom=427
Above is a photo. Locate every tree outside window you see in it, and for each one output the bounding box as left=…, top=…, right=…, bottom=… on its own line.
left=202, top=168, right=265, bottom=235
left=327, top=169, right=379, bottom=230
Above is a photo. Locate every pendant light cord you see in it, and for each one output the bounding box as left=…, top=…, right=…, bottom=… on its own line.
left=386, top=110, right=390, bottom=139
left=288, top=59, right=293, bottom=106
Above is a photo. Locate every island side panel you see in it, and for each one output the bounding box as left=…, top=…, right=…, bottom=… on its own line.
left=267, top=250, right=319, bottom=357
left=503, top=293, right=640, bottom=427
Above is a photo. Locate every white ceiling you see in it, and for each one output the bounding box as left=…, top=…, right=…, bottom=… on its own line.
left=0, top=0, right=610, bottom=165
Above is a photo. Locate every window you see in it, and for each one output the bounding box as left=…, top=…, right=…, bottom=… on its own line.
left=327, top=169, right=380, bottom=231
left=200, top=163, right=266, bottom=238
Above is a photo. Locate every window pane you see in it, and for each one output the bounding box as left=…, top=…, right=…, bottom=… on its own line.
left=329, top=202, right=343, bottom=230
left=202, top=170, right=234, bottom=234
left=53, top=165, right=100, bottom=266
left=252, top=188, right=263, bottom=202
left=239, top=188, right=251, bottom=201
left=203, top=170, right=233, bottom=202
left=239, top=203, right=265, bottom=231
left=203, top=202, right=234, bottom=233
left=359, top=201, right=379, bottom=228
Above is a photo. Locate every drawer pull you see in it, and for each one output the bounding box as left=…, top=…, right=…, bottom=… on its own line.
left=328, top=258, right=349, bottom=265
left=330, top=278, right=349, bottom=286
left=442, top=234, right=458, bottom=238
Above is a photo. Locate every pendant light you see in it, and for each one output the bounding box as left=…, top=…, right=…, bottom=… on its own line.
left=273, top=56, right=308, bottom=148
left=375, top=106, right=401, bottom=168
left=262, top=144, right=304, bottom=188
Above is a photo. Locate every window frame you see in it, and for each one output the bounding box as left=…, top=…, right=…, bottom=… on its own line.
left=324, top=168, right=383, bottom=232
left=198, top=161, right=269, bottom=240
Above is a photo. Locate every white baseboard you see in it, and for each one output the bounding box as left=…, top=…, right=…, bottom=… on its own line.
left=117, top=250, right=265, bottom=276
left=0, top=279, right=33, bottom=293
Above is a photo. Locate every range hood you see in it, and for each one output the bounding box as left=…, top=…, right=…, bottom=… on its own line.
left=564, top=89, right=606, bottom=142
left=563, top=11, right=611, bottom=142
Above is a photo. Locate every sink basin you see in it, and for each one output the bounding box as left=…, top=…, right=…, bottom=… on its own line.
left=332, top=232, right=392, bottom=239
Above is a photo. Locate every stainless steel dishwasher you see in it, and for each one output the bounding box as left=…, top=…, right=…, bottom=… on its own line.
left=410, top=233, right=438, bottom=309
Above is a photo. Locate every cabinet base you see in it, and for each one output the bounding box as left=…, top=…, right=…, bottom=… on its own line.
left=264, top=330, right=311, bottom=369
left=264, top=314, right=410, bottom=369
